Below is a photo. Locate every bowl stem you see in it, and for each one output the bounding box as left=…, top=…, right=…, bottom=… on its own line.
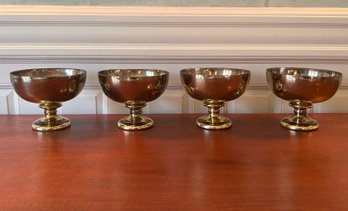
left=281, top=100, right=319, bottom=131
left=40, top=101, right=61, bottom=118
left=32, top=101, right=70, bottom=132
left=117, top=101, right=153, bottom=130
left=196, top=100, right=232, bottom=130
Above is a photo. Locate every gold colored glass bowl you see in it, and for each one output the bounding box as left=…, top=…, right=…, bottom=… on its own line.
left=267, top=67, right=342, bottom=131
left=10, top=68, right=86, bottom=131
left=181, top=67, right=250, bottom=130
left=98, top=69, right=169, bottom=130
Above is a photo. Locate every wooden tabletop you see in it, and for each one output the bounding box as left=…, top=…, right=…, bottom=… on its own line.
left=0, top=114, right=347, bottom=210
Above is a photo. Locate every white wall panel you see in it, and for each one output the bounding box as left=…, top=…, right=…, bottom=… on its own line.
left=0, top=90, right=11, bottom=114
left=229, top=90, right=279, bottom=114
left=314, top=90, right=348, bottom=113
left=280, top=100, right=295, bottom=114
left=106, top=99, right=130, bottom=115
left=7, top=90, right=18, bottom=114
left=18, top=98, right=42, bottom=114
left=61, top=90, right=102, bottom=114
left=148, top=90, right=187, bottom=114
left=0, top=6, right=347, bottom=114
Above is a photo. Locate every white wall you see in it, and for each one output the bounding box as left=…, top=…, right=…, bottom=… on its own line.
left=0, top=6, right=348, bottom=114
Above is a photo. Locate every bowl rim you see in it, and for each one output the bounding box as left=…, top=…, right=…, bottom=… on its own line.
left=98, top=69, right=169, bottom=77
left=180, top=67, right=251, bottom=75
left=266, top=67, right=343, bottom=77
left=10, top=68, right=87, bottom=79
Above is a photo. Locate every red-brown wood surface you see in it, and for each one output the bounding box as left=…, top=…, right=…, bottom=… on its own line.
left=0, top=114, right=348, bottom=210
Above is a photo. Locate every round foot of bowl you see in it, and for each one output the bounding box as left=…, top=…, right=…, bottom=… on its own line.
left=196, top=115, right=232, bottom=130
left=118, top=115, right=154, bottom=131
left=32, top=116, right=71, bottom=132
left=281, top=115, right=319, bottom=131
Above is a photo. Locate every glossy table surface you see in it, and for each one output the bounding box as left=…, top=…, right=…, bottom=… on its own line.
left=0, top=114, right=348, bottom=210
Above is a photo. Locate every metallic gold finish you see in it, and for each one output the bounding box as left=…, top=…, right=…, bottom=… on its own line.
left=117, top=101, right=153, bottom=130
left=181, top=68, right=250, bottom=130
left=10, top=68, right=86, bottom=131
left=267, top=67, right=342, bottom=131
left=196, top=100, right=232, bottom=130
left=98, top=69, right=169, bottom=131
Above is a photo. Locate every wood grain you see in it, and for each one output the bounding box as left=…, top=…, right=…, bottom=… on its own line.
left=0, top=114, right=347, bottom=210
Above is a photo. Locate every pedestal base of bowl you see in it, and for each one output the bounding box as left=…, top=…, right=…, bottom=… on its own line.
left=281, top=115, right=319, bottom=131
left=196, top=115, right=232, bottom=130
left=196, top=99, right=232, bottom=130
left=117, top=101, right=153, bottom=131
left=32, top=116, right=71, bottom=132
left=31, top=101, right=71, bottom=132
left=118, top=115, right=153, bottom=131
left=281, top=100, right=319, bottom=131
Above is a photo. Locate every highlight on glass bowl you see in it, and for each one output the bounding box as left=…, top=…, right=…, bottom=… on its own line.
left=98, top=69, right=169, bottom=131
left=10, top=68, right=86, bottom=132
left=266, top=67, right=342, bottom=131
left=181, top=67, right=250, bottom=130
